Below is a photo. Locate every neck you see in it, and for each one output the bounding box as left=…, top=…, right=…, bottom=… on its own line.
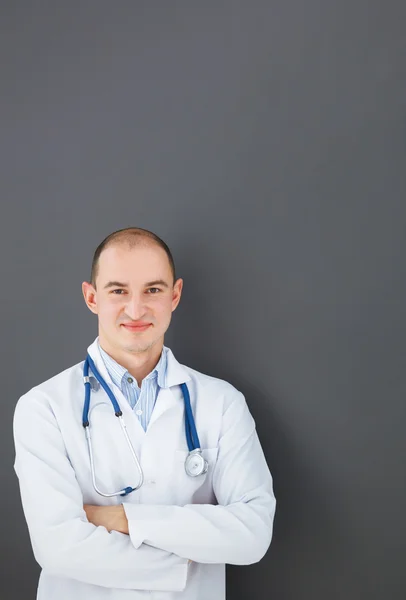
left=98, top=336, right=164, bottom=387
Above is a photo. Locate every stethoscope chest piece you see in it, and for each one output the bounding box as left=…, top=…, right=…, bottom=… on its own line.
left=184, top=449, right=208, bottom=477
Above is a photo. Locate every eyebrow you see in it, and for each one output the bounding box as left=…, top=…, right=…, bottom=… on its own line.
left=103, top=279, right=170, bottom=290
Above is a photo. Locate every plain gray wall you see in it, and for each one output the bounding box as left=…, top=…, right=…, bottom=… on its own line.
left=1, top=2, right=405, bottom=598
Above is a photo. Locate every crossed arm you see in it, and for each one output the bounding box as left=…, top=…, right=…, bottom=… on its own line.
left=83, top=391, right=276, bottom=566
left=84, top=503, right=129, bottom=534
left=14, top=389, right=275, bottom=588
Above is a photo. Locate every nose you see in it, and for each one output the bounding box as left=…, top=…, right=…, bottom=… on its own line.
left=124, top=293, right=148, bottom=321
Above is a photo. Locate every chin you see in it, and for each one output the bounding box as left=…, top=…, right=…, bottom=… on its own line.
left=124, top=337, right=160, bottom=354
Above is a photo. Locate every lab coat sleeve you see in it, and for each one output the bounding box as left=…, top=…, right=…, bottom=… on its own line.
left=13, top=392, right=189, bottom=591
left=123, top=389, right=276, bottom=565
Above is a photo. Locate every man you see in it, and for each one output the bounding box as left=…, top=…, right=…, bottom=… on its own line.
left=13, top=227, right=276, bottom=600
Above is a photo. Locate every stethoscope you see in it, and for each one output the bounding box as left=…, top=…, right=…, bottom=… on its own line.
left=82, top=353, right=208, bottom=497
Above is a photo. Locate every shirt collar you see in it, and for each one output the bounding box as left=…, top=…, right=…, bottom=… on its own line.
left=97, top=340, right=167, bottom=390
left=86, top=336, right=190, bottom=389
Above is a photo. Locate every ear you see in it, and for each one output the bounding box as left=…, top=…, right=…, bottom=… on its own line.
left=171, top=278, right=183, bottom=312
left=82, top=281, right=98, bottom=315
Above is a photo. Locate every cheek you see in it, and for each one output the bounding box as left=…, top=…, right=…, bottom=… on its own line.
left=153, top=299, right=174, bottom=321
left=98, top=301, right=122, bottom=323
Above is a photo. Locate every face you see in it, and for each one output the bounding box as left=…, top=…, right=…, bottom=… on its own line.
left=82, top=242, right=183, bottom=355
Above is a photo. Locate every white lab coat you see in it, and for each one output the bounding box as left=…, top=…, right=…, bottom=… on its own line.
left=13, top=338, right=276, bottom=600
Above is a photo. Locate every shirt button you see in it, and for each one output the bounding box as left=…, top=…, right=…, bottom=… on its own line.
left=127, top=377, right=134, bottom=383
left=135, top=409, right=143, bottom=416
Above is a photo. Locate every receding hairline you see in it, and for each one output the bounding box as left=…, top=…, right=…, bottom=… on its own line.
left=91, top=227, right=176, bottom=288
left=106, top=228, right=159, bottom=246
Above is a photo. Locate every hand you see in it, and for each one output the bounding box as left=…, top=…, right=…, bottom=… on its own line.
left=84, top=504, right=192, bottom=563
left=83, top=504, right=129, bottom=535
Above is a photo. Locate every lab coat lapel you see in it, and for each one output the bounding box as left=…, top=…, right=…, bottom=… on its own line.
left=148, top=347, right=191, bottom=428
left=86, top=337, right=116, bottom=389
left=147, top=386, right=181, bottom=428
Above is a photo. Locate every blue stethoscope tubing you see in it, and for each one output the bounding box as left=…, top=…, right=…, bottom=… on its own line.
left=82, top=353, right=207, bottom=498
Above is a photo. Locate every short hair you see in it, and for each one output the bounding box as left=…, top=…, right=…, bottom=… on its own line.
left=90, top=227, right=177, bottom=288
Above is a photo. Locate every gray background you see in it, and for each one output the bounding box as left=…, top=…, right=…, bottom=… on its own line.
left=1, top=1, right=405, bottom=598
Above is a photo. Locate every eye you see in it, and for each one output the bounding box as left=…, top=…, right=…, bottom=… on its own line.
left=111, top=289, right=126, bottom=294
left=147, top=287, right=161, bottom=294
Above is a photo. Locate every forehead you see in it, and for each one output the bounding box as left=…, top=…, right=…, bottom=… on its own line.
left=97, top=243, right=171, bottom=282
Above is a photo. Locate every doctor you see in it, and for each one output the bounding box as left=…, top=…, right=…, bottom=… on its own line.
left=13, top=226, right=276, bottom=600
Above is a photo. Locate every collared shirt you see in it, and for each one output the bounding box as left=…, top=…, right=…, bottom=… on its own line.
left=97, top=341, right=167, bottom=431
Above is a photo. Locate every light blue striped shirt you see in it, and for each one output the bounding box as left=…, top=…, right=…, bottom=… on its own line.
left=98, top=342, right=168, bottom=431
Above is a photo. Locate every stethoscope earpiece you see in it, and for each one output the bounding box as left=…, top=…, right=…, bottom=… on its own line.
left=89, top=377, right=100, bottom=392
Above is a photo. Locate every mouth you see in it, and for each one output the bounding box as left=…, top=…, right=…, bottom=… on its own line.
left=121, top=323, right=152, bottom=332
